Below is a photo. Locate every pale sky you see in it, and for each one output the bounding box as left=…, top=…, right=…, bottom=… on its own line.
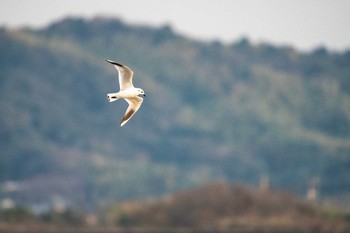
left=0, top=0, right=349, bottom=51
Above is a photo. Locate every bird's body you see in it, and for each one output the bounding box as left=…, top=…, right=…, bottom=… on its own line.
left=106, top=60, right=145, bottom=127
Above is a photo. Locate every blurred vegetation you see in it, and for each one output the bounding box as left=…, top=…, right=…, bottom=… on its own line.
left=104, top=182, right=349, bottom=232
left=0, top=17, right=349, bottom=209
left=0, top=183, right=349, bottom=232
left=0, top=206, right=35, bottom=223
left=0, top=206, right=86, bottom=232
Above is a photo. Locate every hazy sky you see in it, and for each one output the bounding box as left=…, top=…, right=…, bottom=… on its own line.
left=0, top=0, right=349, bottom=51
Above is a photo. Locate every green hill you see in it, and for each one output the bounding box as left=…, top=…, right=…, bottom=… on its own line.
left=0, top=17, right=350, bottom=209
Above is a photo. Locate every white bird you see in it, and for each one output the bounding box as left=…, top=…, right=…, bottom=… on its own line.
left=106, top=59, right=146, bottom=127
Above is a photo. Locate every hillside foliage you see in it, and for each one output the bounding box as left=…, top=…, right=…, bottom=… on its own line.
left=0, top=17, right=350, bottom=208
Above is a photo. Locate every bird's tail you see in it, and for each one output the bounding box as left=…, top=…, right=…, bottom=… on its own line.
left=107, top=93, right=120, bottom=102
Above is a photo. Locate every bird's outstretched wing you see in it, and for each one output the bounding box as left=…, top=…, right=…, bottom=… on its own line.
left=106, top=59, right=134, bottom=90
left=120, top=96, right=144, bottom=127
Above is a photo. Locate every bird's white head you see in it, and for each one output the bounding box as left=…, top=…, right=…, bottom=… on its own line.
left=136, top=88, right=146, bottom=97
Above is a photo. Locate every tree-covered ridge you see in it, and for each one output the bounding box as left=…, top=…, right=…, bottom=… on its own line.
left=0, top=17, right=349, bottom=208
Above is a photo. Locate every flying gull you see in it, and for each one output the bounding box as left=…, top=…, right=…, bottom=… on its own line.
left=106, top=60, right=146, bottom=127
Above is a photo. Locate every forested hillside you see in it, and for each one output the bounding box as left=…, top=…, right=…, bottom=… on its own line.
left=1, top=17, right=349, bottom=209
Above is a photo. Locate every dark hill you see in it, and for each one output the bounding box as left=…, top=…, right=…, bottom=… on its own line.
left=0, top=17, right=350, bottom=208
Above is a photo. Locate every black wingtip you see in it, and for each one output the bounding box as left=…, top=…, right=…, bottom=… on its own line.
left=106, top=59, right=124, bottom=67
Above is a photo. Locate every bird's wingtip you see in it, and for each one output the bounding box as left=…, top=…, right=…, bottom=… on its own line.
left=106, top=59, right=124, bottom=67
